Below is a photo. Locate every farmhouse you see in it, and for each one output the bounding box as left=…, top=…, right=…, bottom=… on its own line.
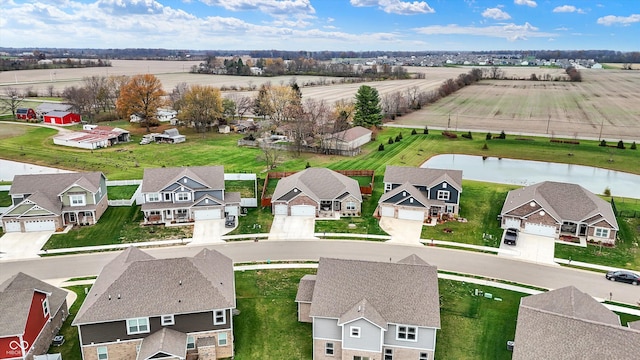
left=53, top=125, right=130, bottom=149
left=43, top=111, right=81, bottom=125
left=130, top=109, right=178, bottom=123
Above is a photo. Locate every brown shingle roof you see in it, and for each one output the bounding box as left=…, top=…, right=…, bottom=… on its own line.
left=273, top=167, right=362, bottom=203
left=308, top=257, right=440, bottom=328
left=141, top=166, right=225, bottom=193
left=384, top=166, right=462, bottom=191
left=295, top=274, right=316, bottom=302
left=73, top=247, right=235, bottom=325
left=0, top=272, right=68, bottom=337
left=10, top=172, right=103, bottom=198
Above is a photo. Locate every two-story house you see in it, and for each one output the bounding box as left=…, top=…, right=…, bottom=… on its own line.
left=72, top=247, right=236, bottom=360
left=139, top=166, right=240, bottom=224
left=1, top=172, right=108, bottom=232
left=377, top=166, right=463, bottom=222
left=296, top=255, right=440, bottom=360
left=0, top=272, right=69, bottom=360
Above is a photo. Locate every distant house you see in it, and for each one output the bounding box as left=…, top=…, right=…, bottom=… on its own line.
left=139, top=166, right=240, bottom=224
left=500, top=181, right=618, bottom=243
left=16, top=108, right=36, bottom=120
left=154, top=128, right=186, bottom=144
left=0, top=272, right=69, bottom=360
left=218, top=125, right=230, bottom=134
left=321, top=126, right=372, bottom=155
left=1, top=172, right=108, bottom=232
left=377, top=166, right=463, bottom=221
left=296, top=255, right=440, bottom=360
left=53, top=125, right=130, bottom=149
left=130, top=109, right=177, bottom=123
left=512, top=286, right=640, bottom=360
left=72, top=247, right=236, bottom=360
left=43, top=111, right=81, bottom=125
left=271, top=168, right=362, bottom=217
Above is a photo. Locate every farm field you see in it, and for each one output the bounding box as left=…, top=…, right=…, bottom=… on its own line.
left=391, top=69, right=640, bottom=140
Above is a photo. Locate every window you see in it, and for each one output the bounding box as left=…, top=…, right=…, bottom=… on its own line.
left=214, top=310, right=226, bottom=325
left=69, top=213, right=76, bottom=222
left=350, top=326, right=361, bottom=338
left=384, top=348, right=393, bottom=360
left=397, top=326, right=417, bottom=341
left=325, top=342, right=334, bottom=356
left=419, top=352, right=429, bottom=360
left=127, top=317, right=149, bottom=335
left=218, top=332, right=227, bottom=346
left=353, top=357, right=370, bottom=360
left=161, top=314, right=174, bottom=326
left=69, top=194, right=86, bottom=206
left=177, top=192, right=190, bottom=201
left=446, top=205, right=455, bottom=213
left=164, top=193, right=171, bottom=201
left=385, top=183, right=392, bottom=192
left=42, top=298, right=50, bottom=317
left=437, top=190, right=450, bottom=201
left=147, top=193, right=159, bottom=202
left=97, top=347, right=108, bottom=360
left=346, top=202, right=356, bottom=211
left=186, top=336, right=195, bottom=350
left=594, top=227, right=609, bottom=238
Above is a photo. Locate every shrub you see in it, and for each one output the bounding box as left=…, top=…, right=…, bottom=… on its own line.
left=388, top=137, right=394, bottom=144
left=411, top=129, right=417, bottom=135
left=499, top=130, right=506, bottom=139
left=617, top=140, right=625, bottom=149
left=398, top=132, right=403, bottom=140
left=603, top=187, right=611, bottom=197
left=631, top=141, right=637, bottom=150
left=482, top=143, right=489, bottom=150
left=599, top=140, right=607, bottom=147
left=486, top=132, right=492, bottom=140
left=395, top=135, right=401, bottom=142
left=460, top=131, right=473, bottom=139
left=423, top=126, right=429, bottom=134
left=378, top=143, right=385, bottom=151
left=305, top=162, right=311, bottom=168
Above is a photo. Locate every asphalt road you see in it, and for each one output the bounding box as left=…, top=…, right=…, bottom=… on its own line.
left=1, top=240, right=638, bottom=305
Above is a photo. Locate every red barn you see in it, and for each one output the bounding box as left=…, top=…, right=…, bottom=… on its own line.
left=0, top=273, right=68, bottom=360
left=43, top=111, right=81, bottom=125
left=16, top=108, right=36, bottom=120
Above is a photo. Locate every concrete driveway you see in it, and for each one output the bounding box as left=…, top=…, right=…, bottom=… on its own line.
left=498, top=231, right=557, bottom=265
left=268, top=215, right=316, bottom=240
left=0, top=231, right=53, bottom=260
left=191, top=219, right=228, bottom=245
left=378, top=216, right=423, bottom=245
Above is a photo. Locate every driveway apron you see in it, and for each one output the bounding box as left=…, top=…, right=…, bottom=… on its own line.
left=379, top=216, right=423, bottom=245
left=191, top=219, right=225, bottom=244
left=498, top=232, right=557, bottom=265
left=268, top=215, right=316, bottom=240
left=0, top=231, right=53, bottom=260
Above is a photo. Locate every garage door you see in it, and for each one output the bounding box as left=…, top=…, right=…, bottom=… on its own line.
left=273, top=204, right=288, bottom=215
left=291, top=205, right=315, bottom=216
left=3, top=221, right=22, bottom=232
left=194, top=209, right=222, bottom=220
left=504, top=217, right=521, bottom=229
left=398, top=209, right=425, bottom=221
left=380, top=206, right=395, bottom=217
left=24, top=219, right=56, bottom=232
left=524, top=222, right=556, bottom=237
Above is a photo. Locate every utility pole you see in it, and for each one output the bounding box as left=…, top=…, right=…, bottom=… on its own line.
left=598, top=118, right=604, bottom=141
left=447, top=113, right=451, bottom=130
left=546, top=115, right=551, bottom=134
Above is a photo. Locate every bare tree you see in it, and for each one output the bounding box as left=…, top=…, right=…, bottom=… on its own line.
left=168, top=82, right=189, bottom=112
left=258, top=141, right=282, bottom=170
left=62, top=86, right=93, bottom=121
left=486, top=65, right=504, bottom=80
left=0, top=87, right=24, bottom=119
left=46, top=85, right=55, bottom=97
left=235, top=95, right=254, bottom=119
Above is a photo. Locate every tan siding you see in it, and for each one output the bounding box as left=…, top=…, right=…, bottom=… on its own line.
left=313, top=339, right=342, bottom=360
left=81, top=340, right=141, bottom=360
left=298, top=302, right=312, bottom=323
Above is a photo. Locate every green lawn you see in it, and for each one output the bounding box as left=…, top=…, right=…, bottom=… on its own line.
left=225, top=180, right=257, bottom=198
left=0, top=190, right=11, bottom=206
left=46, top=285, right=87, bottom=360
left=107, top=185, right=139, bottom=200
left=227, top=207, right=274, bottom=236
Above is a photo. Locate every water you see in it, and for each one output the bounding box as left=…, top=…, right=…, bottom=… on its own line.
left=0, top=159, right=74, bottom=182
left=422, top=154, right=640, bottom=199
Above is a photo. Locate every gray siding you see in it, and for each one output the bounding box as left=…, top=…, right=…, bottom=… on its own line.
left=397, top=198, right=427, bottom=208
left=383, top=325, right=436, bottom=350
left=313, top=317, right=341, bottom=340
left=194, top=190, right=224, bottom=201
left=96, top=178, right=108, bottom=203
left=429, top=182, right=459, bottom=204
left=176, top=177, right=207, bottom=189
left=342, top=319, right=382, bottom=352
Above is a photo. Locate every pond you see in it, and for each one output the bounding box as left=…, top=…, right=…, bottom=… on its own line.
left=422, top=154, right=640, bottom=199
left=0, top=159, right=74, bottom=182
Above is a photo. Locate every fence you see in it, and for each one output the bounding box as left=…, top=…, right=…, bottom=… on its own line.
left=106, top=179, right=143, bottom=186
left=237, top=139, right=362, bottom=157
left=107, top=180, right=142, bottom=206
left=611, top=197, right=640, bottom=218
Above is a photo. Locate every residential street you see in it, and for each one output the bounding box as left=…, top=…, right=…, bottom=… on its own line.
left=1, top=240, right=637, bottom=305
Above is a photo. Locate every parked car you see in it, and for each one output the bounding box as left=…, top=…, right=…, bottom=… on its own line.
left=504, top=228, right=519, bottom=245
left=225, top=215, right=236, bottom=228
left=605, top=270, right=640, bottom=285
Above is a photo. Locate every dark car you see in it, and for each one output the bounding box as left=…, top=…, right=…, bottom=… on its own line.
left=225, top=215, right=236, bottom=228
left=503, top=228, right=519, bottom=245
left=605, top=270, right=640, bottom=285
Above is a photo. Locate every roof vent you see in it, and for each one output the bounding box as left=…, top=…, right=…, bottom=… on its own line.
left=183, top=178, right=187, bottom=183
left=402, top=191, right=406, bottom=197
left=108, top=295, right=111, bottom=300
left=179, top=280, right=182, bottom=286
left=117, top=294, right=120, bottom=299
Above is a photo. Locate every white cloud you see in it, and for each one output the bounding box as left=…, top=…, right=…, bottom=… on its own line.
left=350, top=0, right=435, bottom=15
left=414, top=22, right=555, bottom=41
left=482, top=7, right=511, bottom=20
left=514, top=0, right=536, bottom=7
left=597, top=14, right=640, bottom=26
left=200, top=0, right=315, bottom=16
left=552, top=5, right=584, bottom=14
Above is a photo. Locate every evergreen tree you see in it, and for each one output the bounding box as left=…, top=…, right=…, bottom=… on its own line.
left=353, top=85, right=382, bottom=128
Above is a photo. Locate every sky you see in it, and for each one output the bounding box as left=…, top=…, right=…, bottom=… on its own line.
left=0, top=0, right=638, bottom=52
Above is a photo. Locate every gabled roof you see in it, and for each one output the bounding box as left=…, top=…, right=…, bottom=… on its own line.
left=339, top=298, right=387, bottom=329
left=295, top=274, right=316, bottom=303
left=308, top=256, right=440, bottom=328
left=0, top=272, right=68, bottom=337
left=501, top=181, right=618, bottom=230
left=384, top=165, right=463, bottom=191
left=326, top=126, right=372, bottom=142
left=141, top=166, right=225, bottom=193
left=378, top=181, right=430, bottom=207
left=36, top=103, right=72, bottom=113
left=137, top=328, right=187, bottom=360
left=272, top=167, right=362, bottom=203
left=44, top=111, right=72, bottom=117
left=73, top=247, right=235, bottom=325
left=513, top=286, right=640, bottom=360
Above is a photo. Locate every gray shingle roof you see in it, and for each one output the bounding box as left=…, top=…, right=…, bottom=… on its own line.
left=295, top=274, right=316, bottom=302
left=10, top=172, right=103, bottom=197
left=137, top=327, right=187, bottom=360
left=308, top=256, right=440, bottom=328
left=384, top=166, right=463, bottom=191
left=326, top=126, right=372, bottom=142
left=0, top=272, right=68, bottom=337
left=73, top=247, right=235, bottom=325
left=272, top=168, right=362, bottom=203
left=339, top=298, right=387, bottom=329
left=141, top=166, right=225, bottom=193
left=378, top=181, right=430, bottom=207
left=501, top=181, right=618, bottom=229
left=513, top=287, right=640, bottom=360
